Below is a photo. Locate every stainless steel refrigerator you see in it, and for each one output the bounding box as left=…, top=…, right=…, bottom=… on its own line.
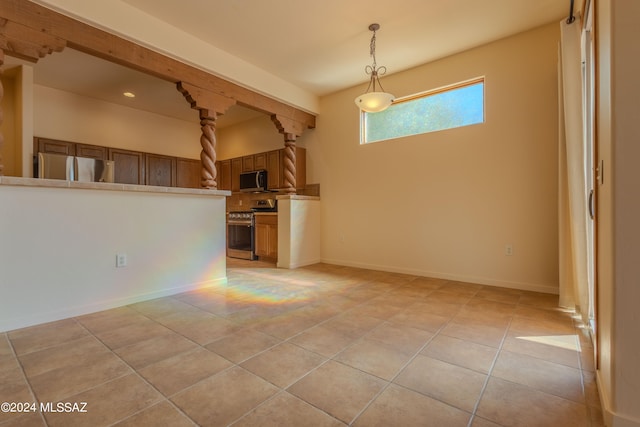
left=37, top=152, right=115, bottom=183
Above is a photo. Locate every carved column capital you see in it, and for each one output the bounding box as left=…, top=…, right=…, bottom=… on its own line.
left=177, top=81, right=236, bottom=116
left=271, top=114, right=306, bottom=138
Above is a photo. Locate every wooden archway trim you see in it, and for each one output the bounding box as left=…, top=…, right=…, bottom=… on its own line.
left=0, top=0, right=316, bottom=132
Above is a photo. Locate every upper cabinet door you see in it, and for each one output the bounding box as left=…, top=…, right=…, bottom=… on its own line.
left=266, top=150, right=281, bottom=190
left=254, top=153, right=267, bottom=171
left=231, top=158, right=242, bottom=192
left=146, top=153, right=176, bottom=187
left=176, top=158, right=201, bottom=189
left=108, top=148, right=145, bottom=185
left=242, top=155, right=254, bottom=172
left=216, top=160, right=232, bottom=191
left=76, top=144, right=107, bottom=160
left=35, top=137, right=76, bottom=156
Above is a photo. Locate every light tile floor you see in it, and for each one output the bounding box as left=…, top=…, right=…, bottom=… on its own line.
left=0, top=264, right=604, bottom=426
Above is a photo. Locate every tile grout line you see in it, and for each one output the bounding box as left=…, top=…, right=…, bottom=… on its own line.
left=465, top=301, right=516, bottom=427
left=71, top=317, right=200, bottom=427
left=224, top=276, right=425, bottom=426
left=347, top=284, right=473, bottom=425
left=2, top=332, right=49, bottom=427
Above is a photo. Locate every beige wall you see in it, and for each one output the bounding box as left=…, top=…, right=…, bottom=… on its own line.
left=596, top=1, right=640, bottom=426
left=303, top=23, right=560, bottom=292
left=216, top=113, right=311, bottom=161
left=33, top=85, right=202, bottom=162
left=217, top=114, right=288, bottom=160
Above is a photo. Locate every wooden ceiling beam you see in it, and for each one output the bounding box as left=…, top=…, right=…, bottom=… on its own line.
left=0, top=0, right=315, bottom=133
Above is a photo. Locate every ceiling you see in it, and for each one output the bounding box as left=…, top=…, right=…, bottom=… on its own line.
left=3, top=0, right=574, bottom=126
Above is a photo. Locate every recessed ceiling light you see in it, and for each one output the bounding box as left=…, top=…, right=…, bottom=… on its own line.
left=123, top=92, right=135, bottom=98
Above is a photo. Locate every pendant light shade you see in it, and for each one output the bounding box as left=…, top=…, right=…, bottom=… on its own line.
left=355, top=92, right=395, bottom=113
left=355, top=23, right=394, bottom=113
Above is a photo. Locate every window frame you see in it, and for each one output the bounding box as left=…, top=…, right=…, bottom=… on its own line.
left=360, top=76, right=485, bottom=145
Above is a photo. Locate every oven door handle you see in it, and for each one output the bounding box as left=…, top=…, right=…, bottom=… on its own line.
left=227, top=221, right=253, bottom=226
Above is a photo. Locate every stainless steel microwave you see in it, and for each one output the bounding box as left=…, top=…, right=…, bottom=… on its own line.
left=240, top=170, right=267, bottom=192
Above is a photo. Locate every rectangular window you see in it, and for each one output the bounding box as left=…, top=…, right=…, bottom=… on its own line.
left=361, top=78, right=485, bottom=144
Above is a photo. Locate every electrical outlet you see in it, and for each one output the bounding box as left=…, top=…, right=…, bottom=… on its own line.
left=505, top=245, right=513, bottom=256
left=116, top=253, right=127, bottom=267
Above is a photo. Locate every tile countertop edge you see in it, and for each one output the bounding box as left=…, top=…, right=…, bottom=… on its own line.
left=0, top=176, right=231, bottom=197
left=275, top=195, right=320, bottom=201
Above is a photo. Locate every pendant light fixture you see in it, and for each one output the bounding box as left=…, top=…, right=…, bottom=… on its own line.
left=354, top=23, right=394, bottom=113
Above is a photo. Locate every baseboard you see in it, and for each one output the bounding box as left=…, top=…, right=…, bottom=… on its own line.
left=596, top=370, right=640, bottom=427
left=320, top=258, right=559, bottom=294
left=278, top=257, right=322, bottom=269
left=0, top=277, right=228, bottom=333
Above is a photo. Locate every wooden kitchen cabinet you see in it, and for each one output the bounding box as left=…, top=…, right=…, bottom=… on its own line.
left=266, top=150, right=282, bottom=190
left=242, top=152, right=267, bottom=172
left=34, top=137, right=75, bottom=156
left=216, top=159, right=232, bottom=190
left=108, top=148, right=145, bottom=185
left=231, top=158, right=242, bottom=192
left=255, top=214, right=278, bottom=261
left=33, top=136, right=207, bottom=189
left=242, top=155, right=254, bottom=172
left=221, top=147, right=306, bottom=192
left=76, top=143, right=107, bottom=159
left=253, top=152, right=267, bottom=171
left=176, top=158, right=201, bottom=188
left=146, top=153, right=176, bottom=187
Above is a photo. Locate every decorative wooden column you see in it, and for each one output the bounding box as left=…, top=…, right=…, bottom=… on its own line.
left=282, top=134, right=297, bottom=193
left=271, top=114, right=313, bottom=194
left=178, top=82, right=235, bottom=189
left=198, top=110, right=218, bottom=188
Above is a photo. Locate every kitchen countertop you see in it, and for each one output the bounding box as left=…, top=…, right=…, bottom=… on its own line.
left=0, top=176, right=231, bottom=197
left=276, top=194, right=320, bottom=201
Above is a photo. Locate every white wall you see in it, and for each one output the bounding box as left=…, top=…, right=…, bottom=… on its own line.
left=0, top=181, right=228, bottom=332
left=277, top=197, right=321, bottom=269
left=596, top=1, right=640, bottom=426
left=304, top=23, right=560, bottom=293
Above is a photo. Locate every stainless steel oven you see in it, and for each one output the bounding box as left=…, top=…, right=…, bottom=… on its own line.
left=227, top=211, right=256, bottom=260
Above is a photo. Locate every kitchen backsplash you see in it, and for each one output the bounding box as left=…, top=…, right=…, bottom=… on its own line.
left=226, top=183, right=319, bottom=212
